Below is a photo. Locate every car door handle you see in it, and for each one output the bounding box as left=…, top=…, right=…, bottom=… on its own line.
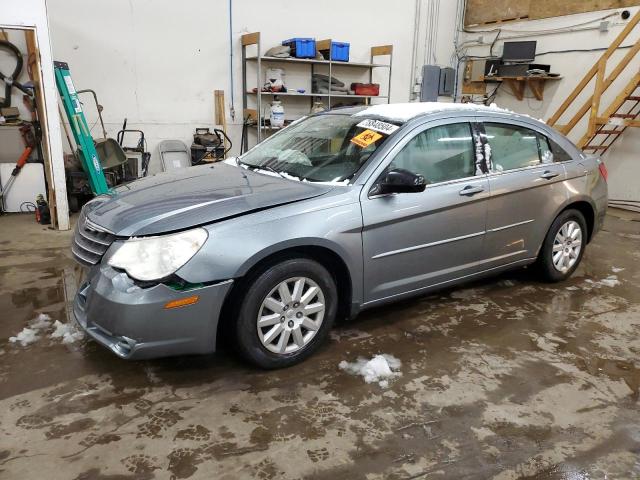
left=540, top=170, right=560, bottom=180
left=459, top=185, right=485, bottom=196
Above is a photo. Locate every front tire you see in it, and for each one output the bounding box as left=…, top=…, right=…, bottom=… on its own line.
left=537, top=209, right=587, bottom=282
left=234, top=258, right=337, bottom=369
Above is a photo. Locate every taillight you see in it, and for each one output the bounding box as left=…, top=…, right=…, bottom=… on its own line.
left=598, top=161, right=608, bottom=182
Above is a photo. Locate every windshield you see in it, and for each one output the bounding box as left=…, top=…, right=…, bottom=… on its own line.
left=240, top=114, right=399, bottom=183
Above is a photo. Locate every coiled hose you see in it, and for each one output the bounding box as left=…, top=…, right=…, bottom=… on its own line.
left=0, top=39, right=24, bottom=108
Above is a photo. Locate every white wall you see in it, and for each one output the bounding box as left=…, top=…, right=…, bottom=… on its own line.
left=460, top=6, right=640, bottom=201
left=0, top=0, right=69, bottom=229
left=46, top=0, right=433, bottom=174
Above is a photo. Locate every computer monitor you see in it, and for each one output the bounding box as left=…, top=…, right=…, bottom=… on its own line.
left=502, top=41, right=537, bottom=63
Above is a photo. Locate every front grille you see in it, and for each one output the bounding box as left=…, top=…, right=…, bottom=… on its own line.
left=72, top=210, right=115, bottom=266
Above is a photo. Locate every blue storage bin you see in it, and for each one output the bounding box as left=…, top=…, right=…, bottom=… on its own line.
left=282, top=38, right=316, bottom=58
left=330, top=41, right=350, bottom=62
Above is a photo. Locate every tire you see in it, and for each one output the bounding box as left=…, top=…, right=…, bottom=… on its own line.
left=537, top=209, right=587, bottom=282
left=234, top=257, right=337, bottom=369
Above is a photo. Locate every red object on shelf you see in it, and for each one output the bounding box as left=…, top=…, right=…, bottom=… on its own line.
left=350, top=83, right=380, bottom=96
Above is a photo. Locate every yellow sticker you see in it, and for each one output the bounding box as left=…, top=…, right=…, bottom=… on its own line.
left=350, top=129, right=383, bottom=148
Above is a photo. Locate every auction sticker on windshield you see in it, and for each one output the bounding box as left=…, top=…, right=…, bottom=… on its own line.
left=356, top=119, right=399, bottom=135
left=351, top=129, right=383, bottom=148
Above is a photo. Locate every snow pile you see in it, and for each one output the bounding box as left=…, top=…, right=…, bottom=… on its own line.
left=9, top=328, right=40, bottom=346
left=339, top=354, right=402, bottom=388
left=9, top=313, right=52, bottom=346
left=50, top=320, right=84, bottom=344
left=8, top=314, right=83, bottom=347
left=611, top=266, right=624, bottom=273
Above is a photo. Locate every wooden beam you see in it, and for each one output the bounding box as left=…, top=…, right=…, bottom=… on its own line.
left=588, top=58, right=606, bottom=139
left=547, top=9, right=640, bottom=127
left=24, top=29, right=58, bottom=228
left=625, top=120, right=640, bottom=127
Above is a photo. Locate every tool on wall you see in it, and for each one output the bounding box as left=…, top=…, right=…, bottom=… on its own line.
left=54, top=61, right=110, bottom=195
left=0, top=39, right=34, bottom=108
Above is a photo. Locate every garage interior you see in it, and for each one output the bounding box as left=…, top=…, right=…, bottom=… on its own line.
left=1, top=0, right=640, bottom=478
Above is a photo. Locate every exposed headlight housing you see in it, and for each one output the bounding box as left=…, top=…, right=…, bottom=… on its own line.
left=107, top=228, right=208, bottom=281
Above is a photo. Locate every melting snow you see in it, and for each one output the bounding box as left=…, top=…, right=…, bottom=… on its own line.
left=9, top=328, right=40, bottom=346
left=8, top=314, right=83, bottom=347
left=585, top=275, right=621, bottom=288
left=9, top=314, right=51, bottom=346
left=611, top=267, right=624, bottom=273
left=30, top=313, right=52, bottom=329
left=50, top=320, right=84, bottom=344
left=339, top=354, right=402, bottom=388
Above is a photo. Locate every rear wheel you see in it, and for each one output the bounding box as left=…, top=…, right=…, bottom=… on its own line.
left=234, top=258, right=337, bottom=369
left=537, top=209, right=587, bottom=282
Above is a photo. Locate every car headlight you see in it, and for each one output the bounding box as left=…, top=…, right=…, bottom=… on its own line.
left=107, top=228, right=208, bottom=281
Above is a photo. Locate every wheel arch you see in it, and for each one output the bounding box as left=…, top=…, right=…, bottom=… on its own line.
left=558, top=199, right=596, bottom=243
left=217, top=241, right=355, bottom=349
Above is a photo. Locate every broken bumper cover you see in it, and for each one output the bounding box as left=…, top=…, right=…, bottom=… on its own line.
left=73, top=266, right=233, bottom=360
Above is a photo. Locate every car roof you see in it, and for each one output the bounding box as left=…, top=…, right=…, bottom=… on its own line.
left=327, top=102, right=543, bottom=125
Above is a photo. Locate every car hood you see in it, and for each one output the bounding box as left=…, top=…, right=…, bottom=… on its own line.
left=85, top=163, right=333, bottom=236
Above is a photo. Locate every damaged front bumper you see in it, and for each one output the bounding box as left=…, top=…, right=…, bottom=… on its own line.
left=73, top=265, right=233, bottom=360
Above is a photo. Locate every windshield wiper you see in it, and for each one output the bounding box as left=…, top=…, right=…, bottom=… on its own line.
left=235, top=157, right=288, bottom=179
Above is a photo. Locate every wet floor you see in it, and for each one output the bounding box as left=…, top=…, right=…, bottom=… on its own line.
left=0, top=212, right=639, bottom=479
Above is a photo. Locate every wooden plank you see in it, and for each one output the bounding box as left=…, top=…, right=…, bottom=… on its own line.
left=466, top=0, right=640, bottom=26
left=214, top=90, right=228, bottom=158
left=530, top=0, right=640, bottom=21
left=462, top=80, right=487, bottom=95
left=548, top=9, right=640, bottom=127
left=371, top=45, right=393, bottom=56
left=241, top=32, right=259, bottom=46
left=316, top=39, right=331, bottom=52
left=24, top=29, right=57, bottom=228
left=464, top=0, right=530, bottom=27
left=625, top=119, right=640, bottom=126
left=588, top=58, right=606, bottom=139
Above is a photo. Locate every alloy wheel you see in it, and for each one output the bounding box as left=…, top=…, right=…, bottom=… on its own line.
left=552, top=220, right=583, bottom=273
left=256, top=277, right=325, bottom=354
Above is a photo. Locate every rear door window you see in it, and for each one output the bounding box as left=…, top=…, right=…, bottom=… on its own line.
left=484, top=123, right=541, bottom=172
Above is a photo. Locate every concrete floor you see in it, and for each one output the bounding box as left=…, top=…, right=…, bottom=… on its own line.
left=1, top=211, right=639, bottom=480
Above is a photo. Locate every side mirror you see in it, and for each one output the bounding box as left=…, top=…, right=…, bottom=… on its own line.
left=373, top=168, right=426, bottom=195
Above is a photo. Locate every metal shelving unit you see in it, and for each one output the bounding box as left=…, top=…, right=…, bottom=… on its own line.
left=241, top=32, right=393, bottom=149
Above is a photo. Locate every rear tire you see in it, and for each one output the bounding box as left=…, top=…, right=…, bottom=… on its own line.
left=537, top=209, right=587, bottom=282
left=234, top=258, right=337, bottom=369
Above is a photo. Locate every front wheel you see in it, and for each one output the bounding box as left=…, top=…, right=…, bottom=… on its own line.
left=537, top=209, right=587, bottom=282
left=234, top=258, right=337, bottom=369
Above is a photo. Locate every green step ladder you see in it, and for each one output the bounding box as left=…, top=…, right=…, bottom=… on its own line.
left=54, top=61, right=110, bottom=195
